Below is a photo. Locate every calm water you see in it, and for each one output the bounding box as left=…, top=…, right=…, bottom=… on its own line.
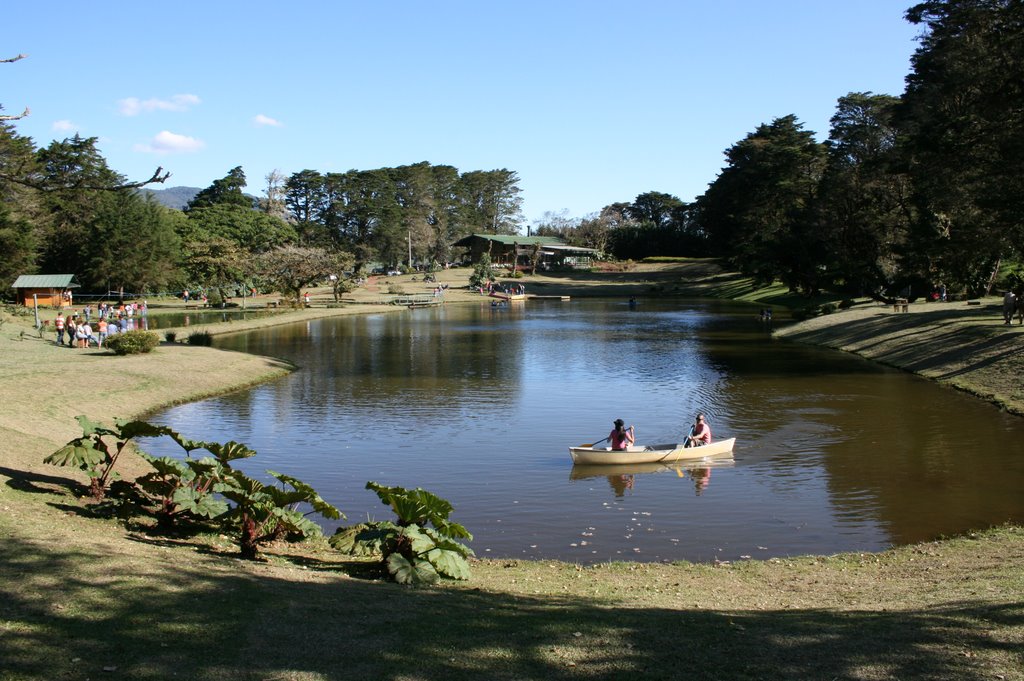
left=139, top=308, right=283, bottom=330
left=141, top=299, right=1024, bottom=564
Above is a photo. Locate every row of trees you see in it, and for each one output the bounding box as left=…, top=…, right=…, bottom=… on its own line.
left=699, top=0, right=1023, bottom=297
left=0, top=108, right=524, bottom=296
left=535, top=0, right=1023, bottom=298
left=5, top=1, right=1020, bottom=300
left=283, top=163, right=523, bottom=270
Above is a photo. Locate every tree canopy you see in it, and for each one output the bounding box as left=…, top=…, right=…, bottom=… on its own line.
left=5, top=2, right=1023, bottom=302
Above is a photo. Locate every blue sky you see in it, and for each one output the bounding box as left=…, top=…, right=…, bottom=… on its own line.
left=4, top=1, right=921, bottom=227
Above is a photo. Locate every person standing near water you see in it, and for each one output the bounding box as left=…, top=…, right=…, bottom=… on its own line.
left=54, top=312, right=66, bottom=346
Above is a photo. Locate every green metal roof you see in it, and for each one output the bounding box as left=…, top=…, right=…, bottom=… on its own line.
left=10, top=274, right=80, bottom=289
left=455, top=234, right=566, bottom=246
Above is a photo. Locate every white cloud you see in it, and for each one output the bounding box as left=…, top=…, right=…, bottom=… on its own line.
left=118, top=94, right=201, bottom=116
left=134, top=130, right=206, bottom=154
left=253, top=114, right=283, bottom=127
left=52, top=120, right=77, bottom=132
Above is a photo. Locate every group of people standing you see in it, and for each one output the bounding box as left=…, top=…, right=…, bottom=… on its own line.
left=53, top=301, right=147, bottom=348
left=479, top=282, right=526, bottom=296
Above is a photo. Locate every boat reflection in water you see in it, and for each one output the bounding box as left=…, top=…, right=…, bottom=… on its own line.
left=569, top=454, right=735, bottom=498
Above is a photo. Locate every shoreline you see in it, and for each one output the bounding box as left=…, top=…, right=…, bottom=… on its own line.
left=773, top=299, right=1024, bottom=416
left=2, top=263, right=1022, bottom=680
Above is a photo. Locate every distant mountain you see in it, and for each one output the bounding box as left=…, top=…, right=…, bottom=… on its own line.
left=141, top=186, right=201, bottom=210
left=140, top=186, right=261, bottom=211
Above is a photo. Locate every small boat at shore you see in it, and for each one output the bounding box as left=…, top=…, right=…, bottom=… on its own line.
left=568, top=438, right=736, bottom=465
left=488, top=291, right=527, bottom=301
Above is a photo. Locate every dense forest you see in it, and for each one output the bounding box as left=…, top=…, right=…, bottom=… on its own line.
left=1, top=0, right=1021, bottom=300
left=541, top=0, right=1024, bottom=299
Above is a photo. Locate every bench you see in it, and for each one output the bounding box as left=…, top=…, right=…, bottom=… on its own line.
left=893, top=298, right=909, bottom=313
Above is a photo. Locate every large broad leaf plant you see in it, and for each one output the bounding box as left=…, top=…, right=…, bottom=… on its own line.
left=330, top=482, right=474, bottom=584
left=44, top=416, right=176, bottom=499
left=218, top=469, right=343, bottom=560
left=46, top=416, right=341, bottom=560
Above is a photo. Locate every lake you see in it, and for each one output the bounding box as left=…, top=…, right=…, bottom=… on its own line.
left=141, top=299, right=1024, bottom=563
left=140, top=307, right=284, bottom=330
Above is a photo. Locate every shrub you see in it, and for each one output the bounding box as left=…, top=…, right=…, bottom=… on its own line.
left=468, top=254, right=496, bottom=288
left=219, top=469, right=343, bottom=559
left=791, top=305, right=821, bottom=322
left=164, top=331, right=177, bottom=343
left=104, top=330, right=160, bottom=355
left=820, top=303, right=837, bottom=315
left=187, top=330, right=214, bottom=346
left=206, top=289, right=224, bottom=307
left=838, top=299, right=855, bottom=310
left=44, top=416, right=178, bottom=499
left=47, top=417, right=341, bottom=557
left=331, top=482, right=473, bottom=584
left=387, top=283, right=406, bottom=295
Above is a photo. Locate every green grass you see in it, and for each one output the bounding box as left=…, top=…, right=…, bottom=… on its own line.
left=2, top=501, right=1022, bottom=680
left=2, top=266, right=1024, bottom=680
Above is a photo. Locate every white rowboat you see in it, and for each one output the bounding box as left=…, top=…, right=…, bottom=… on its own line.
left=568, top=437, right=736, bottom=465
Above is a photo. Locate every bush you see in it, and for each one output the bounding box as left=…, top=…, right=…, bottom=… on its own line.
left=164, top=331, right=177, bottom=343
left=46, top=417, right=341, bottom=558
left=187, top=330, right=214, bottom=346
left=387, top=284, right=406, bottom=295
left=104, top=330, right=160, bottom=355
left=331, top=482, right=473, bottom=584
left=3, top=304, right=33, bottom=319
left=206, top=290, right=224, bottom=307
left=468, top=255, right=496, bottom=288
left=791, top=305, right=821, bottom=322
left=838, top=299, right=855, bottom=310
left=820, top=303, right=837, bottom=315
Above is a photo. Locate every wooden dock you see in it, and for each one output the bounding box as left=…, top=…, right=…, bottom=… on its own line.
left=392, top=294, right=443, bottom=308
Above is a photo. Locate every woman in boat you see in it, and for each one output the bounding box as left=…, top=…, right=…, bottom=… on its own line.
left=609, top=419, right=635, bottom=450
left=686, top=413, right=712, bottom=447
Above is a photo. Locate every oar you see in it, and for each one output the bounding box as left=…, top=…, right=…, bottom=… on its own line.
left=683, top=425, right=695, bottom=448
left=579, top=436, right=609, bottom=448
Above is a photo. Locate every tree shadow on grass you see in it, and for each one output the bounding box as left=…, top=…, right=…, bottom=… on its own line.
left=1, top=534, right=1020, bottom=681
left=0, top=464, right=86, bottom=497
left=782, top=307, right=1022, bottom=378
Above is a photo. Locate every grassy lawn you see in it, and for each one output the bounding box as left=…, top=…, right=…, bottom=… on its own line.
left=1, top=263, right=1022, bottom=680
left=774, top=298, right=1024, bottom=416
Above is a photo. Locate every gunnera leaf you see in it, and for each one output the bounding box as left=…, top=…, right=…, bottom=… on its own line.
left=387, top=553, right=439, bottom=585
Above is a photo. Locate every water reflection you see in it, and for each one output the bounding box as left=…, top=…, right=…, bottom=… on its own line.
left=142, top=299, right=1024, bottom=564
left=142, top=308, right=283, bottom=329
left=570, top=456, right=735, bottom=498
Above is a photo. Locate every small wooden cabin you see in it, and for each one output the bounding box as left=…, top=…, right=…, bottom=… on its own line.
left=10, top=274, right=80, bottom=307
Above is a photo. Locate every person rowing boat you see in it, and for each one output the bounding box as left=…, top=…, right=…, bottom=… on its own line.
left=609, top=419, right=635, bottom=450
left=685, top=413, right=711, bottom=448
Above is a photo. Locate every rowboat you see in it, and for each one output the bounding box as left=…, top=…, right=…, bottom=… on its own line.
left=489, top=291, right=527, bottom=301
left=568, top=437, right=736, bottom=465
